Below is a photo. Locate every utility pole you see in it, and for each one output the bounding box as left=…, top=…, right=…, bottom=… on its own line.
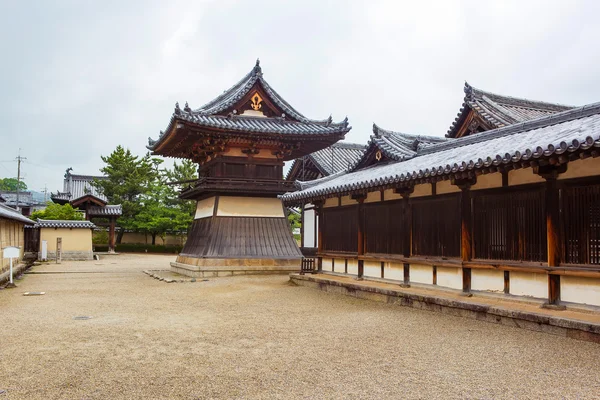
left=42, top=185, right=48, bottom=202
left=15, top=150, right=26, bottom=213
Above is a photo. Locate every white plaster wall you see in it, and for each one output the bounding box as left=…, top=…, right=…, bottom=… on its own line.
left=471, top=269, right=504, bottom=292
left=383, top=189, right=402, bottom=201
left=559, top=156, right=600, bottom=180
left=472, top=173, right=502, bottom=191
left=217, top=196, right=284, bottom=217
left=436, top=180, right=461, bottom=195
left=303, top=207, right=315, bottom=247
left=384, top=262, right=404, bottom=281
left=411, top=264, right=433, bottom=284
left=412, top=183, right=433, bottom=197
left=322, top=258, right=333, bottom=272
left=510, top=272, right=547, bottom=299
left=341, top=195, right=356, bottom=206
left=194, top=197, right=215, bottom=219
left=508, top=168, right=545, bottom=186
left=364, top=260, right=381, bottom=278
left=436, top=267, right=462, bottom=289
left=364, top=191, right=381, bottom=204
left=324, top=197, right=338, bottom=208
left=347, top=259, right=359, bottom=275
left=333, top=258, right=345, bottom=273
left=561, top=276, right=600, bottom=307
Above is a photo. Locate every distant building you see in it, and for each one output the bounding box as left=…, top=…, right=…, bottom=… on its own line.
left=0, top=191, right=46, bottom=217
left=51, top=168, right=121, bottom=252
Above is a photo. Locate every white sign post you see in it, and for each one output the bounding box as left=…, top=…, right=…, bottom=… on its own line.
left=3, top=246, right=20, bottom=288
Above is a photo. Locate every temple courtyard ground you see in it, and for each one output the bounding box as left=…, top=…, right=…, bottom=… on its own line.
left=1, top=254, right=599, bottom=399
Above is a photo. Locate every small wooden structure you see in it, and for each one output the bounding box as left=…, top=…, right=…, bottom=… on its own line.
left=283, top=84, right=600, bottom=308
left=148, top=60, right=350, bottom=276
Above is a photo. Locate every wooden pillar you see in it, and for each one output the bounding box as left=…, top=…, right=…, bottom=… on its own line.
left=537, top=164, right=566, bottom=307
left=300, top=204, right=305, bottom=249
left=395, top=185, right=413, bottom=288
left=454, top=176, right=475, bottom=294
left=353, top=193, right=366, bottom=279
left=108, top=216, right=116, bottom=253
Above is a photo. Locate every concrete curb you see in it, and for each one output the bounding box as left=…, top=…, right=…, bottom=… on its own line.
left=290, top=273, right=600, bottom=344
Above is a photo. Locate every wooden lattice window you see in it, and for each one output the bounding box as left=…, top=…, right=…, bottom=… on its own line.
left=411, top=195, right=461, bottom=258
left=563, top=183, right=600, bottom=265
left=473, top=188, right=546, bottom=262
left=363, top=200, right=406, bottom=255
left=321, top=205, right=358, bottom=253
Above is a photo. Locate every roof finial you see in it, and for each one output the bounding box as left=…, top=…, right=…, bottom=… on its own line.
left=253, top=58, right=262, bottom=75
left=184, top=101, right=191, bottom=112
left=464, top=81, right=474, bottom=99
left=174, top=102, right=181, bottom=115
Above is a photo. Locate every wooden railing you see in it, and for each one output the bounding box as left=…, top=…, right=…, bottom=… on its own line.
left=300, top=257, right=316, bottom=275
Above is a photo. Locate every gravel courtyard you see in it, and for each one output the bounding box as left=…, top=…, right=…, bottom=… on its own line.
left=1, top=254, right=599, bottom=399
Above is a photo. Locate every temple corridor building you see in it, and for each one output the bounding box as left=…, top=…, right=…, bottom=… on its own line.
left=283, top=83, right=600, bottom=308
left=148, top=60, right=350, bottom=277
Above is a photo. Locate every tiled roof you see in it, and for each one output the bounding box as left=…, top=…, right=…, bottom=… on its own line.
left=148, top=60, right=350, bottom=150
left=87, top=205, right=122, bottom=216
left=286, top=142, right=365, bottom=180
left=0, top=191, right=36, bottom=207
left=0, top=203, right=35, bottom=224
left=351, top=124, right=448, bottom=171
left=283, top=102, right=600, bottom=202
left=34, top=219, right=96, bottom=229
left=447, top=82, right=575, bottom=138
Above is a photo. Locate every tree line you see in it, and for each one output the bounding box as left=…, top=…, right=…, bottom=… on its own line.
left=30, top=146, right=196, bottom=245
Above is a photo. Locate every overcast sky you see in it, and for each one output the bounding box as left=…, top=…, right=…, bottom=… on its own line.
left=1, top=0, right=599, bottom=193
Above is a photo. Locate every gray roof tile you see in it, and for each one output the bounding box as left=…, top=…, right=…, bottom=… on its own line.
left=447, top=82, right=575, bottom=138
left=35, top=219, right=96, bottom=229
left=0, top=203, right=34, bottom=224
left=284, top=102, right=600, bottom=202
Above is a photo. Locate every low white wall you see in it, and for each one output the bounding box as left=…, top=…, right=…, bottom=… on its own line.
left=384, top=262, right=404, bottom=281
left=364, top=261, right=381, bottom=278
left=322, top=258, right=333, bottom=272
left=347, top=259, right=359, bottom=275
left=437, top=266, right=462, bottom=289
left=510, top=271, right=547, bottom=299
left=471, top=269, right=504, bottom=292
left=561, top=276, right=600, bottom=307
left=411, top=264, right=433, bottom=285
left=333, top=258, right=345, bottom=273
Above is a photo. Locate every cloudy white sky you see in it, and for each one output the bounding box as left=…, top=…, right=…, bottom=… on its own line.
left=1, top=0, right=599, bottom=193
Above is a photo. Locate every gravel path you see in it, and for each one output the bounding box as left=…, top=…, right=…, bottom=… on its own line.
left=1, top=254, right=599, bottom=399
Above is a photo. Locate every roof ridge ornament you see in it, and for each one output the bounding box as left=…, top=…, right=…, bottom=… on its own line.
left=184, top=101, right=191, bottom=112
left=253, top=58, right=262, bottom=76
left=464, top=81, right=474, bottom=100
left=174, top=102, right=181, bottom=116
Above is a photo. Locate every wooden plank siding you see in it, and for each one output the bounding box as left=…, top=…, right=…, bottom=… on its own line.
left=472, top=187, right=546, bottom=262
left=180, top=216, right=302, bottom=259
left=562, top=182, right=600, bottom=265
left=411, top=195, right=461, bottom=258
left=321, top=205, right=358, bottom=253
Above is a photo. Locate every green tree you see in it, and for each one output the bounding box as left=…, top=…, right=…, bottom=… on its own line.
left=132, top=161, right=194, bottom=244
left=30, top=202, right=84, bottom=221
left=162, top=159, right=197, bottom=217
left=0, top=178, right=27, bottom=191
left=93, top=146, right=157, bottom=243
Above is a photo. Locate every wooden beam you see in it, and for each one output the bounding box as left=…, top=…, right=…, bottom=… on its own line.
left=108, top=217, right=116, bottom=253
left=300, top=204, right=305, bottom=248
left=403, top=262, right=410, bottom=287
left=504, top=270, right=510, bottom=294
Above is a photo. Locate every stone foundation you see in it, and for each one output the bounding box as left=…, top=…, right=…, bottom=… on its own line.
left=171, top=256, right=301, bottom=278
left=42, top=251, right=93, bottom=261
